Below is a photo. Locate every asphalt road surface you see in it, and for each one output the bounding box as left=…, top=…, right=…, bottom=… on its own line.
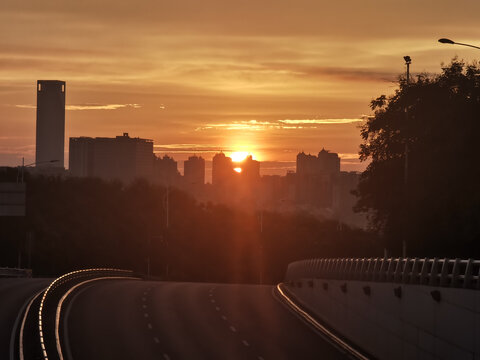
left=0, top=278, right=51, bottom=359
left=65, top=280, right=349, bottom=360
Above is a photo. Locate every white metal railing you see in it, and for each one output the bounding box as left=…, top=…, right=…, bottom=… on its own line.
left=285, top=258, right=480, bottom=290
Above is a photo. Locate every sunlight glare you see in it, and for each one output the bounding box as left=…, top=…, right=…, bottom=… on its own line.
left=234, top=167, right=242, bottom=173
left=230, top=151, right=249, bottom=162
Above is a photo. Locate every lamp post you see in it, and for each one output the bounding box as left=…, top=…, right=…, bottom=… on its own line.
left=18, top=158, right=59, bottom=183
left=402, top=56, right=411, bottom=258
left=438, top=38, right=480, bottom=50
left=15, top=158, right=58, bottom=269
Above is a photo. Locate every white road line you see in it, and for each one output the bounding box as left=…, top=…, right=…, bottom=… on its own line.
left=147, top=323, right=152, bottom=329
left=142, top=297, right=146, bottom=302
left=55, top=276, right=138, bottom=360
left=258, top=356, right=265, bottom=360
left=18, top=289, right=45, bottom=360
left=142, top=304, right=147, bottom=309
left=209, top=293, right=213, bottom=297
left=210, top=299, right=215, bottom=303
left=275, top=284, right=369, bottom=360
left=154, top=337, right=160, bottom=344
left=229, top=325, right=237, bottom=332
left=215, top=306, right=220, bottom=311
left=144, top=291, right=148, bottom=295
left=221, top=315, right=227, bottom=321
left=144, top=313, right=149, bottom=318
left=242, top=340, right=250, bottom=347
left=163, top=354, right=171, bottom=360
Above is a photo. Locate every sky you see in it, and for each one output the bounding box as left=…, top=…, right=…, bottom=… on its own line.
left=1, top=0, right=480, bottom=175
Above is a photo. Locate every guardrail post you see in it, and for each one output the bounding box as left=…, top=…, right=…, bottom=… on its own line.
left=463, top=258, right=473, bottom=289
left=439, top=258, right=450, bottom=287
left=393, top=258, right=403, bottom=283
left=429, top=258, right=440, bottom=286
left=451, top=258, right=461, bottom=288
left=409, top=258, right=420, bottom=285
left=419, top=258, right=429, bottom=285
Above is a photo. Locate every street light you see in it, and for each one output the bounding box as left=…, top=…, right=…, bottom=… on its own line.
left=17, top=158, right=59, bottom=183
left=403, top=55, right=411, bottom=258
left=438, top=38, right=480, bottom=50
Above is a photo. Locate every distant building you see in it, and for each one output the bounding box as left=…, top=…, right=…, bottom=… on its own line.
left=69, top=133, right=154, bottom=183
left=337, top=171, right=367, bottom=228
left=212, top=152, right=234, bottom=186
left=36, top=80, right=66, bottom=168
left=184, top=155, right=205, bottom=187
left=154, top=155, right=180, bottom=186
left=296, top=149, right=340, bottom=208
left=297, top=149, right=340, bottom=176
left=239, top=155, right=260, bottom=183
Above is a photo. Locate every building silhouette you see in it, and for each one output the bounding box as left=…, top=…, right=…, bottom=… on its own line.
left=69, top=133, right=154, bottom=183
left=212, top=152, right=234, bottom=186
left=296, top=149, right=340, bottom=207
left=36, top=80, right=65, bottom=168
left=184, top=155, right=205, bottom=187
left=238, top=155, right=260, bottom=184
left=154, top=155, right=180, bottom=186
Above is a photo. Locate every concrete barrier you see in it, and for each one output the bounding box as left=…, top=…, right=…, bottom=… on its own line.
left=285, top=258, right=480, bottom=360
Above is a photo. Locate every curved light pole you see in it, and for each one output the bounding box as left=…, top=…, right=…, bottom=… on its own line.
left=18, top=158, right=59, bottom=183
left=438, top=38, right=480, bottom=50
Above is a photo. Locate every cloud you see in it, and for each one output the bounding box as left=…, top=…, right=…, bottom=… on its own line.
left=278, top=118, right=363, bottom=125
left=14, top=103, right=141, bottom=111
left=196, top=118, right=363, bottom=131
left=154, top=144, right=232, bottom=153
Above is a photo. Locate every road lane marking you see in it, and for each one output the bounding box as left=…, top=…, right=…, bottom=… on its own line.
left=55, top=276, right=139, bottom=360
left=142, top=297, right=146, bottom=302
left=163, top=354, right=171, bottom=360
left=242, top=340, right=250, bottom=347
left=258, top=356, right=265, bottom=360
left=221, top=315, right=227, bottom=321
left=144, top=313, right=149, bottom=318
left=215, top=306, right=220, bottom=311
left=142, top=304, right=147, bottom=309
left=209, top=293, right=213, bottom=297
left=144, top=291, right=148, bottom=295
left=229, top=325, right=237, bottom=332
left=147, top=323, right=152, bottom=329
left=275, top=284, right=369, bottom=360
left=154, top=337, right=159, bottom=343
left=210, top=299, right=215, bottom=303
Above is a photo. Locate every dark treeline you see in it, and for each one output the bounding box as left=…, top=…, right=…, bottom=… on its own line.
left=356, top=59, right=480, bottom=258
left=0, top=168, right=377, bottom=283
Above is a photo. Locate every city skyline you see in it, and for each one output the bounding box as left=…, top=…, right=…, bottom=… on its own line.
left=2, top=0, right=480, bottom=171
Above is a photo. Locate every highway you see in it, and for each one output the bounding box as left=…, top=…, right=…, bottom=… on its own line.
left=0, top=278, right=51, bottom=359
left=64, top=280, right=349, bottom=360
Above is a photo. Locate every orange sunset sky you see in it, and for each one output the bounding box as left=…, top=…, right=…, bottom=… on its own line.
left=1, top=0, right=480, bottom=176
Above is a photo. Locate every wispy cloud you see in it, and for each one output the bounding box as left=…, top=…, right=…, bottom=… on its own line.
left=154, top=144, right=232, bottom=153
left=196, top=118, right=363, bottom=131
left=278, top=118, right=363, bottom=125
left=14, top=103, right=141, bottom=111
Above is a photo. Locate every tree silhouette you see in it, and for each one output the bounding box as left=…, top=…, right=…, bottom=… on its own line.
left=356, top=59, right=480, bottom=257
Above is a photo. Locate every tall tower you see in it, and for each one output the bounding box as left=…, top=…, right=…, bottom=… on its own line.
left=36, top=80, right=65, bottom=167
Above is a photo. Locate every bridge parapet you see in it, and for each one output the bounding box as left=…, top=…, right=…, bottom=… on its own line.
left=286, top=257, right=480, bottom=289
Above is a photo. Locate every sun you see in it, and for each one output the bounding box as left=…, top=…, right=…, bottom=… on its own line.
left=230, top=151, right=251, bottom=162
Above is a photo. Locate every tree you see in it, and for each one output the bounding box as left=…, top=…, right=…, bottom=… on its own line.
left=355, top=59, right=480, bottom=257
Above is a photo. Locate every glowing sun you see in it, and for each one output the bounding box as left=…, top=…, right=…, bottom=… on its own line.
left=230, top=151, right=252, bottom=162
